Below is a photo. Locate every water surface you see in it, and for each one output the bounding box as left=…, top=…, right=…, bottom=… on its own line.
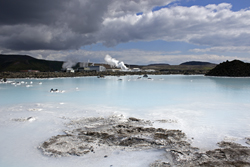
left=1, top=75, right=250, bottom=167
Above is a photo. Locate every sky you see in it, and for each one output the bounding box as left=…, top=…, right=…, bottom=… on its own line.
left=1, top=0, right=250, bottom=65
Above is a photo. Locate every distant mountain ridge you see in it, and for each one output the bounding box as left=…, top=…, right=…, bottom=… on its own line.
left=206, top=60, right=250, bottom=77
left=147, top=63, right=170, bottom=66
left=180, top=61, right=214, bottom=65
left=0, top=54, right=217, bottom=74
left=0, top=54, right=64, bottom=72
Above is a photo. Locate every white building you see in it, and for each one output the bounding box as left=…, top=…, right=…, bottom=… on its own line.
left=144, top=69, right=156, bottom=72
left=66, top=68, right=75, bottom=73
left=132, top=68, right=141, bottom=72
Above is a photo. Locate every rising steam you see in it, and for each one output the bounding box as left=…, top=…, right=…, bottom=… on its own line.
left=104, top=55, right=128, bottom=71
left=62, top=60, right=77, bottom=69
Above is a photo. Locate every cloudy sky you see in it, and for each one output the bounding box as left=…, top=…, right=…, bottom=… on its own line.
left=1, top=0, right=250, bottom=65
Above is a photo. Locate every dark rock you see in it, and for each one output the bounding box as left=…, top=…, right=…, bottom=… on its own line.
left=128, top=117, right=140, bottom=122
left=206, top=60, right=250, bottom=77
left=246, top=138, right=250, bottom=145
left=97, top=75, right=105, bottom=78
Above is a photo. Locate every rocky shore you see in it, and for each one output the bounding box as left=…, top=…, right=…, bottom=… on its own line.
left=39, top=115, right=250, bottom=167
left=0, top=69, right=212, bottom=79
left=0, top=71, right=158, bottom=79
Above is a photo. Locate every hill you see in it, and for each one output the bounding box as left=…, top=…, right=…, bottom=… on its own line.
left=180, top=61, right=214, bottom=65
left=147, top=63, right=170, bottom=66
left=205, top=60, right=250, bottom=77
left=0, top=54, right=64, bottom=72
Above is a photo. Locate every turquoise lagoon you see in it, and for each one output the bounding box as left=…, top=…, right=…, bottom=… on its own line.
left=0, top=75, right=250, bottom=167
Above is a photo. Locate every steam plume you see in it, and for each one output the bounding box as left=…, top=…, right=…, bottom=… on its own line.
left=104, top=55, right=128, bottom=70
left=62, top=60, right=77, bottom=69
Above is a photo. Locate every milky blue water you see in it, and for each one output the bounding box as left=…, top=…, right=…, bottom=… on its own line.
left=1, top=75, right=250, bottom=167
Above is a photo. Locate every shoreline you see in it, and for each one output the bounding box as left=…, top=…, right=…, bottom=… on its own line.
left=0, top=71, right=206, bottom=79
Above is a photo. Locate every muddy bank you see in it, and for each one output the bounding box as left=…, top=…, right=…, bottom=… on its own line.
left=39, top=115, right=250, bottom=166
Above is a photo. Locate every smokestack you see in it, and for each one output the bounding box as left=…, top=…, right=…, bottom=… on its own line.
left=104, top=55, right=128, bottom=71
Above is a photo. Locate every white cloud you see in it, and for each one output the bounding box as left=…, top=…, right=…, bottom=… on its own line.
left=99, top=3, right=250, bottom=47
left=107, top=0, right=174, bottom=17
left=205, top=3, right=232, bottom=11
left=190, top=46, right=250, bottom=53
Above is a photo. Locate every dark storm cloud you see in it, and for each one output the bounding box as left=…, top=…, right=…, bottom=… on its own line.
left=0, top=0, right=174, bottom=51
left=0, top=0, right=112, bottom=50
left=0, top=24, right=96, bottom=50
left=1, top=1, right=250, bottom=53
left=0, top=0, right=109, bottom=33
left=0, top=0, right=66, bottom=25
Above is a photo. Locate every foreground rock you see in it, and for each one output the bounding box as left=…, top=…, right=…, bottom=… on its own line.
left=150, top=141, right=250, bottom=167
left=39, top=115, right=187, bottom=156
left=39, top=115, right=250, bottom=166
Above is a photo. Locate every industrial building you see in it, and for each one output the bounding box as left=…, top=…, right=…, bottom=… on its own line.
left=132, top=68, right=141, bottom=72
left=78, top=66, right=106, bottom=72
